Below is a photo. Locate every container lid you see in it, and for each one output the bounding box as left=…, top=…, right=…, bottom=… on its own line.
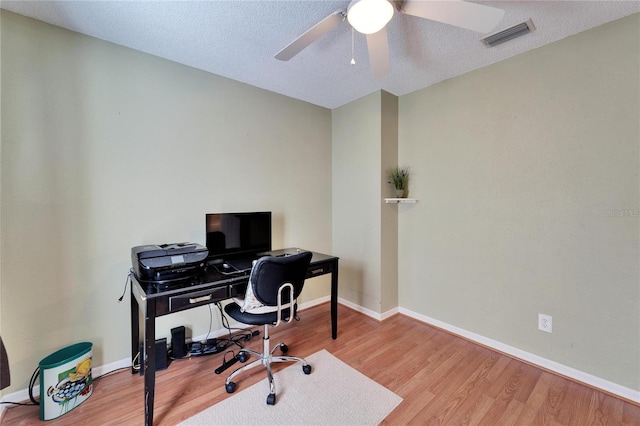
left=39, top=342, right=92, bottom=369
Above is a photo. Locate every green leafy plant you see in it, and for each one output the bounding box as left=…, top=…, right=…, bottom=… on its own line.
left=388, top=167, right=410, bottom=191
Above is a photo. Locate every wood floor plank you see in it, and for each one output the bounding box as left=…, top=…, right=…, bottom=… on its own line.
left=535, top=374, right=569, bottom=424
left=625, top=399, right=640, bottom=425
left=1, top=303, right=638, bottom=425
left=490, top=398, right=526, bottom=426
left=516, top=371, right=559, bottom=424
left=410, top=349, right=498, bottom=424
left=561, top=380, right=595, bottom=426
left=480, top=360, right=543, bottom=424
left=445, top=352, right=511, bottom=425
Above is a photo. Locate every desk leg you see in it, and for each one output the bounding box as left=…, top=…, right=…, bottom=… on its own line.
left=144, top=300, right=156, bottom=426
left=331, top=260, right=338, bottom=339
left=130, top=291, right=140, bottom=374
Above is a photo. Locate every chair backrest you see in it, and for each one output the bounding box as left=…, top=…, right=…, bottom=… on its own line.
left=249, top=251, right=312, bottom=307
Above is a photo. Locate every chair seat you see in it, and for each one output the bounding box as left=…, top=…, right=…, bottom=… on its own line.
left=224, top=301, right=295, bottom=326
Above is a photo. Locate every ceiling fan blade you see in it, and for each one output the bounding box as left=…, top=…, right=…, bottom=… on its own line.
left=366, top=27, right=391, bottom=79
left=400, top=0, right=504, bottom=33
left=275, top=11, right=345, bottom=61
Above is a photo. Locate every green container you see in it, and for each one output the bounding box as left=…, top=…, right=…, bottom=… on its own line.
left=39, top=342, right=93, bottom=421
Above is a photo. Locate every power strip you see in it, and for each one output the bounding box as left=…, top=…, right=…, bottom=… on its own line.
left=189, top=339, right=226, bottom=357
left=214, top=356, right=239, bottom=374
left=188, top=329, right=260, bottom=358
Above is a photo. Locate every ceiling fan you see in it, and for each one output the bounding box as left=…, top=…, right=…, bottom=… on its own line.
left=275, top=0, right=505, bottom=78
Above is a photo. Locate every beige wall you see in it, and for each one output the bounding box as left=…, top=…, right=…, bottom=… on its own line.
left=332, top=91, right=399, bottom=314
left=380, top=91, right=399, bottom=313
left=398, top=14, right=639, bottom=390
left=0, top=11, right=332, bottom=393
left=333, top=92, right=383, bottom=312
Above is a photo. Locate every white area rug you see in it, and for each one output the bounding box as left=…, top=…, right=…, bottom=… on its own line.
left=179, top=349, right=403, bottom=425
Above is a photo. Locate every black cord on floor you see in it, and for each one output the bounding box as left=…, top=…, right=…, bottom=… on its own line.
left=215, top=302, right=255, bottom=349
left=0, top=401, right=37, bottom=406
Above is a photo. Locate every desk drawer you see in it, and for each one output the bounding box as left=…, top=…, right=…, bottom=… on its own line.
left=169, top=287, right=227, bottom=312
left=307, top=262, right=331, bottom=278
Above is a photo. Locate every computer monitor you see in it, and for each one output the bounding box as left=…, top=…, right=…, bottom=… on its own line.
left=205, top=212, right=272, bottom=262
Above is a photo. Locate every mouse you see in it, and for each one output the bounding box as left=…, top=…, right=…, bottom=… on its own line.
left=222, top=263, right=231, bottom=269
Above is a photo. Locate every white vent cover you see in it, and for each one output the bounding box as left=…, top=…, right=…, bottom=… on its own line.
left=481, top=19, right=536, bottom=48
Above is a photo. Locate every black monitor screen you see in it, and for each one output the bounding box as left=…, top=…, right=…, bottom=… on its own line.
left=205, top=212, right=272, bottom=260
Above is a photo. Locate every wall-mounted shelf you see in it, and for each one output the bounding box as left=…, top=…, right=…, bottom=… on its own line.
left=384, top=198, right=419, bottom=204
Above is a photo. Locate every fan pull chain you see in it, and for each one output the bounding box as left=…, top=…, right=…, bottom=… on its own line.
left=350, top=27, right=356, bottom=65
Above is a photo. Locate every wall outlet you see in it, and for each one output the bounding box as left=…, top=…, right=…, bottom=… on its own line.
left=538, top=313, right=553, bottom=333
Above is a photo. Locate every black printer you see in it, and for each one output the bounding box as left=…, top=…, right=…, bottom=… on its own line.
left=131, top=242, right=208, bottom=285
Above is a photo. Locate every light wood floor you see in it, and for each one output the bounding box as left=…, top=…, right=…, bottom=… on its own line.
left=2, top=303, right=639, bottom=425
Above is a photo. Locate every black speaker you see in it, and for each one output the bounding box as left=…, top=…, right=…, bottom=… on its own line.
left=155, top=338, right=168, bottom=371
left=171, top=326, right=187, bottom=359
left=138, top=339, right=168, bottom=375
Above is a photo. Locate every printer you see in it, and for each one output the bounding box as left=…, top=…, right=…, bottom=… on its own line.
left=131, top=242, right=208, bottom=285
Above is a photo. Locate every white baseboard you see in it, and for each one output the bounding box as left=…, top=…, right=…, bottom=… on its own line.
left=300, top=295, right=330, bottom=311
left=397, top=306, right=640, bottom=404
left=337, top=297, right=399, bottom=321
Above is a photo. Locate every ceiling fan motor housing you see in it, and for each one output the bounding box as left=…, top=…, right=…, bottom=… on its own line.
left=347, top=0, right=395, bottom=34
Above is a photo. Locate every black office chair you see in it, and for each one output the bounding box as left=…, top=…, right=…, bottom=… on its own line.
left=223, top=251, right=313, bottom=405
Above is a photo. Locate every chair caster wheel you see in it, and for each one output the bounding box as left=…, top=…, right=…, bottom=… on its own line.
left=267, top=393, right=276, bottom=405
left=303, top=364, right=311, bottom=374
left=280, top=344, right=288, bottom=353
left=238, top=351, right=249, bottom=363
left=225, top=382, right=236, bottom=394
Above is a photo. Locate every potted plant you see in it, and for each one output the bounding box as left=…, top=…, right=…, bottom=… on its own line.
left=388, top=167, right=410, bottom=198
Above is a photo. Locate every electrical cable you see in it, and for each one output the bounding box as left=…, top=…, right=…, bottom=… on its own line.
left=117, top=270, right=133, bottom=302
left=203, top=303, right=214, bottom=344
left=28, top=366, right=40, bottom=405
left=0, top=367, right=41, bottom=406
left=188, top=304, right=222, bottom=357
left=132, top=351, right=140, bottom=372
left=215, top=302, right=254, bottom=349
left=0, top=401, right=37, bottom=406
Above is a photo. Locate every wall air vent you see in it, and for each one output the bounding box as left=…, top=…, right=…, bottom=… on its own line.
left=481, top=19, right=536, bottom=48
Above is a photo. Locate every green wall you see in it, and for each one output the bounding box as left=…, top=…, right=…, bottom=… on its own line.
left=0, top=10, right=332, bottom=394
left=398, top=13, right=639, bottom=390
left=332, top=91, right=399, bottom=315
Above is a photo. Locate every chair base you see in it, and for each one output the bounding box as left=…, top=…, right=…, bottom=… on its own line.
left=224, top=325, right=311, bottom=405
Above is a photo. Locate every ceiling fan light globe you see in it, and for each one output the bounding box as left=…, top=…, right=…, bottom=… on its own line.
left=347, top=0, right=394, bottom=34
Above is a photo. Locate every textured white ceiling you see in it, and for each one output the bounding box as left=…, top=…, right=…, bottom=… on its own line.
left=2, top=1, right=639, bottom=109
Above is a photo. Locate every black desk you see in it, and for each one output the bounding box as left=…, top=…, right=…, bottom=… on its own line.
left=130, top=249, right=339, bottom=426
